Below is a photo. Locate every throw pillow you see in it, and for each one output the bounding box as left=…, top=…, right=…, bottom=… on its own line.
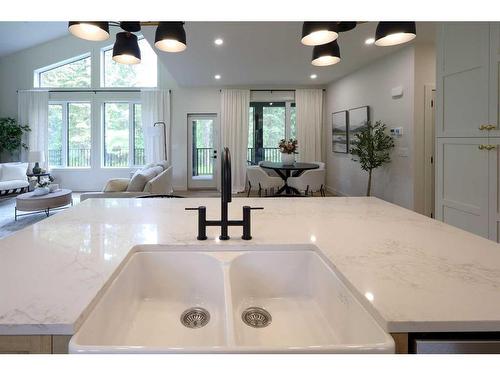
left=126, top=167, right=158, bottom=192
left=0, top=163, right=28, bottom=182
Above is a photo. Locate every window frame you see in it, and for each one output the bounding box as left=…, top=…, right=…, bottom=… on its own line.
left=101, top=100, right=143, bottom=168
left=34, top=53, right=92, bottom=89
left=100, top=36, right=158, bottom=89
left=248, top=101, right=295, bottom=163
left=48, top=100, right=92, bottom=169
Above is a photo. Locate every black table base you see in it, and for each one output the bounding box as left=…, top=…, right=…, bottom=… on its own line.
left=259, top=161, right=320, bottom=196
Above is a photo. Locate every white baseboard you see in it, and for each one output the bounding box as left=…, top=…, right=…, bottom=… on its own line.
left=325, top=185, right=348, bottom=197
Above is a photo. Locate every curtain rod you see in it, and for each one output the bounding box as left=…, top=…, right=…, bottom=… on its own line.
left=16, top=89, right=172, bottom=93
left=218, top=89, right=326, bottom=92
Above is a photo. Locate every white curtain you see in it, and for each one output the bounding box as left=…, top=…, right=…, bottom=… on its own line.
left=141, top=89, right=171, bottom=164
left=18, top=90, right=49, bottom=168
left=220, top=89, right=250, bottom=192
left=295, top=89, right=323, bottom=162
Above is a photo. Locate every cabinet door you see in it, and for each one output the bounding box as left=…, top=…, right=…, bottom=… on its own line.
left=489, top=23, right=500, bottom=137
left=436, top=138, right=490, bottom=238
left=489, top=139, right=500, bottom=242
left=436, top=23, right=490, bottom=138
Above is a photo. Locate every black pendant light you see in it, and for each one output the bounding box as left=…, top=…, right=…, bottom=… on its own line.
left=112, top=32, right=141, bottom=65
left=311, top=40, right=341, bottom=66
left=155, top=22, right=187, bottom=52
left=301, top=22, right=339, bottom=46
left=120, top=22, right=141, bottom=33
left=375, top=22, right=416, bottom=46
left=68, top=22, right=110, bottom=41
left=337, top=22, right=357, bottom=32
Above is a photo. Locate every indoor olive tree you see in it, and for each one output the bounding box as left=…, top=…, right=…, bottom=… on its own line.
left=350, top=121, right=395, bottom=196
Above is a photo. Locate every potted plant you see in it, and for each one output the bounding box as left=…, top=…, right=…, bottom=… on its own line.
left=0, top=118, right=31, bottom=160
left=350, top=121, right=395, bottom=196
left=278, top=138, right=298, bottom=165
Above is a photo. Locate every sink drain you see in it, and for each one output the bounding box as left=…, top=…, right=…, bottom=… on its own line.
left=181, top=307, right=210, bottom=328
left=242, top=307, right=272, bottom=328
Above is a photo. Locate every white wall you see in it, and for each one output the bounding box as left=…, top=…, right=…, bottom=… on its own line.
left=170, top=88, right=220, bottom=190
left=324, top=46, right=416, bottom=209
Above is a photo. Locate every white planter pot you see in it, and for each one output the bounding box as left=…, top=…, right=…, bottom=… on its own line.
left=281, top=153, right=295, bottom=165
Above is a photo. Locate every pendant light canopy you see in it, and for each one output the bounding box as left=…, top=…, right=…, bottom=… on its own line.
left=112, top=32, right=141, bottom=65
left=301, top=22, right=339, bottom=46
left=68, top=22, right=110, bottom=41
left=155, top=22, right=187, bottom=52
left=375, top=22, right=416, bottom=46
left=311, top=40, right=341, bottom=66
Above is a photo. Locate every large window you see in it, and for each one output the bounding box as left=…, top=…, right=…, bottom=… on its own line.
left=36, top=55, right=91, bottom=88
left=248, top=102, right=296, bottom=164
left=103, top=102, right=144, bottom=167
left=48, top=102, right=91, bottom=168
left=102, top=39, right=157, bottom=87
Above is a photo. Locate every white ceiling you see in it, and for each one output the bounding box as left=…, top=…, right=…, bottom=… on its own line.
left=0, top=21, right=436, bottom=86
left=143, top=21, right=436, bottom=88
left=0, top=22, right=67, bottom=57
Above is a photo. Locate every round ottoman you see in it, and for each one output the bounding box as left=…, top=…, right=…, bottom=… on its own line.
left=15, top=189, right=73, bottom=220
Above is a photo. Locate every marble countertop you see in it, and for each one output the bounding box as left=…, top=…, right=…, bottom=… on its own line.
left=1, top=197, right=500, bottom=335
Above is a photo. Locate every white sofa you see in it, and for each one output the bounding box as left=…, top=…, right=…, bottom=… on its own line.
left=0, top=162, right=29, bottom=196
left=80, top=162, right=173, bottom=202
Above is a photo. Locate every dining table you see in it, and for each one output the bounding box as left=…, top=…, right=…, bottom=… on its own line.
left=259, top=161, right=319, bottom=195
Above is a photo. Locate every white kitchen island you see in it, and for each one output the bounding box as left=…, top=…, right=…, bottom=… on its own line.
left=1, top=197, right=500, bottom=353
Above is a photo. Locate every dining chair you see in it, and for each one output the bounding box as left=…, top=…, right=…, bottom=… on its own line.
left=246, top=166, right=283, bottom=197
left=287, top=168, right=326, bottom=196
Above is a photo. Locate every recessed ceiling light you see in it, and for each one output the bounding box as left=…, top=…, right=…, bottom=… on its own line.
left=365, top=37, right=375, bottom=45
left=214, top=74, right=221, bottom=80
left=310, top=74, right=318, bottom=79
left=214, top=38, right=224, bottom=45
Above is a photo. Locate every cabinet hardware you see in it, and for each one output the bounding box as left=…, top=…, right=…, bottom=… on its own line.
left=478, top=144, right=486, bottom=150
left=486, top=145, right=497, bottom=151
left=479, top=125, right=497, bottom=131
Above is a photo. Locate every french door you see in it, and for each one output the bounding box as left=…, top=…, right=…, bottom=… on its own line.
left=187, top=114, right=219, bottom=189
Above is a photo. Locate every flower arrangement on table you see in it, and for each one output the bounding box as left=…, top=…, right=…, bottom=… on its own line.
left=278, top=138, right=298, bottom=154
left=278, top=139, right=298, bottom=165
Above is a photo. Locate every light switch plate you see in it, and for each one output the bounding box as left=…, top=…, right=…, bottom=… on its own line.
left=391, top=86, right=404, bottom=98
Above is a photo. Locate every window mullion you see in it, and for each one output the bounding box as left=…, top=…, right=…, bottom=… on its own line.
left=63, top=103, right=69, bottom=167
left=129, top=103, right=134, bottom=167
left=285, top=102, right=291, bottom=139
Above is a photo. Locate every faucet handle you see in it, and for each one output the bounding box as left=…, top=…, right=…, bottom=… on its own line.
left=185, top=206, right=208, bottom=240
left=242, top=206, right=264, bottom=241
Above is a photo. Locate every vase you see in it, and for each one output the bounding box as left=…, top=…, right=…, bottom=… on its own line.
left=281, top=153, right=295, bottom=165
left=33, top=187, right=50, bottom=196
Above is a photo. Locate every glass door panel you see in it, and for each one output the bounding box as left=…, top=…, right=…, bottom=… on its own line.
left=188, top=114, right=218, bottom=189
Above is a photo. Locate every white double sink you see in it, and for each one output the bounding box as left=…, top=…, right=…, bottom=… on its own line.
left=69, top=245, right=394, bottom=353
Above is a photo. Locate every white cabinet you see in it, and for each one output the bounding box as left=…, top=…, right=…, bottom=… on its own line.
left=436, top=138, right=490, bottom=238
left=436, top=22, right=500, bottom=241
left=436, top=23, right=491, bottom=138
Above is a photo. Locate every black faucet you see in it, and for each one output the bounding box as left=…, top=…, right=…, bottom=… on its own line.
left=185, top=147, right=263, bottom=240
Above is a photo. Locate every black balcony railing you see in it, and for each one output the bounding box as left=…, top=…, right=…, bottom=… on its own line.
left=247, top=147, right=281, bottom=165
left=192, top=147, right=214, bottom=176
left=48, top=148, right=146, bottom=168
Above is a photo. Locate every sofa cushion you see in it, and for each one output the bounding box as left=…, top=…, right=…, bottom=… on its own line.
left=0, top=180, right=29, bottom=191
left=127, top=167, right=158, bottom=192
left=0, top=163, right=28, bottom=182
left=103, top=178, right=130, bottom=192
